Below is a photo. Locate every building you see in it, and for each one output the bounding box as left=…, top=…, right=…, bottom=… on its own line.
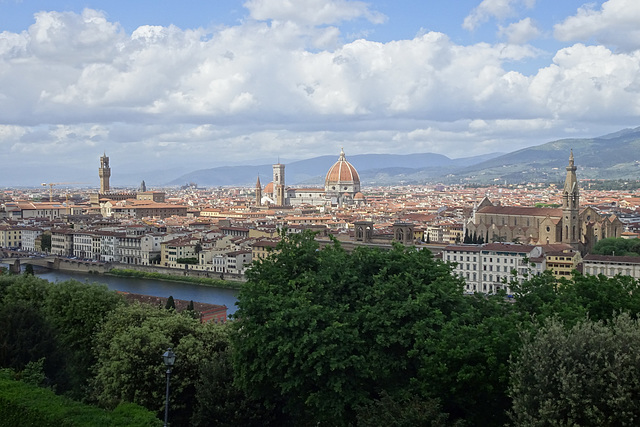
left=466, top=152, right=623, bottom=254
left=324, top=148, right=362, bottom=206
left=0, top=225, right=22, bottom=248
left=545, top=248, right=582, bottom=279
left=99, top=152, right=111, bottom=193
left=258, top=149, right=365, bottom=207
left=582, top=254, right=640, bottom=279
left=443, top=243, right=546, bottom=295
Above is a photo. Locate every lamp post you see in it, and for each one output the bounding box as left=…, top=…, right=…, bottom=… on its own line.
left=162, top=348, right=176, bottom=427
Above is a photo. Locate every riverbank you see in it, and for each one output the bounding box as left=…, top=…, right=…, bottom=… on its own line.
left=36, top=269, right=240, bottom=315
left=108, top=268, right=243, bottom=290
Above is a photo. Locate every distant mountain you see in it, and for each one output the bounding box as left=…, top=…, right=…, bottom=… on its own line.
left=165, top=152, right=503, bottom=187
left=447, top=126, right=640, bottom=184
left=164, top=126, right=640, bottom=187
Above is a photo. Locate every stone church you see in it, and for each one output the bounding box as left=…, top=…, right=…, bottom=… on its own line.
left=465, top=151, right=623, bottom=254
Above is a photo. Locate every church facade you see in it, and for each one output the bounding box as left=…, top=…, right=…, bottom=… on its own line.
left=465, top=152, right=623, bottom=254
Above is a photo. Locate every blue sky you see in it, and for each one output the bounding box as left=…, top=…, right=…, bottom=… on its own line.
left=0, top=0, right=639, bottom=185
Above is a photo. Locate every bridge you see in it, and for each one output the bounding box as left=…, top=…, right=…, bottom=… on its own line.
left=0, top=255, right=59, bottom=273
left=0, top=251, right=109, bottom=274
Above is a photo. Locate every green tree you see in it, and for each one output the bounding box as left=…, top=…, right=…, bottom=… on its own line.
left=191, top=349, right=282, bottom=427
left=92, top=303, right=230, bottom=425
left=40, top=232, right=51, bottom=252
left=415, top=293, right=521, bottom=426
left=231, top=231, right=470, bottom=425
left=0, top=301, right=61, bottom=377
left=510, top=314, right=640, bottom=425
left=23, top=263, right=34, bottom=276
left=593, top=237, right=640, bottom=256
left=41, top=280, right=124, bottom=397
left=165, top=295, right=175, bottom=310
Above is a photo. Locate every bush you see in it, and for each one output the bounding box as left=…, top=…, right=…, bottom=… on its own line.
left=0, top=372, right=161, bottom=426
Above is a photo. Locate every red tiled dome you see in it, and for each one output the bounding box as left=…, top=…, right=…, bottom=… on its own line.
left=325, top=149, right=360, bottom=186
left=264, top=182, right=274, bottom=193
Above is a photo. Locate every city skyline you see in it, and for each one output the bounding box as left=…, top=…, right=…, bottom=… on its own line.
left=1, top=0, right=639, bottom=185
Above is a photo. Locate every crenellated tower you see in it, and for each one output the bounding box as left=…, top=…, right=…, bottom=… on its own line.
left=99, top=152, right=111, bottom=193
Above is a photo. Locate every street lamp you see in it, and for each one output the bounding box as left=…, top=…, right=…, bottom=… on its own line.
left=162, top=348, right=176, bottom=427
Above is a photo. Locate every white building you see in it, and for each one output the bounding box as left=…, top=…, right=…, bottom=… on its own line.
left=443, top=243, right=545, bottom=295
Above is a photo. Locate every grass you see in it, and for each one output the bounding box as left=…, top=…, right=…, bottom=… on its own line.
left=107, top=268, right=243, bottom=290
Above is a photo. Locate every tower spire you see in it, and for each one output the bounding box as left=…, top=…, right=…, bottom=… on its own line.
left=562, top=150, right=580, bottom=247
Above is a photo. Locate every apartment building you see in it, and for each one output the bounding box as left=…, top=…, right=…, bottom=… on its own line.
left=0, top=225, right=22, bottom=248
left=21, top=227, right=44, bottom=251
left=443, top=243, right=545, bottom=295
left=51, top=228, right=74, bottom=256
left=582, top=254, right=640, bottom=279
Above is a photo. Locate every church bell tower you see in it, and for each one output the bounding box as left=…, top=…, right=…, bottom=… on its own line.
left=562, top=150, right=580, bottom=247
left=99, top=152, right=111, bottom=193
left=273, top=163, right=285, bottom=206
left=255, top=176, right=262, bottom=206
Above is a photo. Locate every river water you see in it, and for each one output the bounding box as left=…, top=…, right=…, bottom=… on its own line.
left=34, top=270, right=240, bottom=315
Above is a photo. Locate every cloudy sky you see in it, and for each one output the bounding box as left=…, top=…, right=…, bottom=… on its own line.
left=1, top=0, right=639, bottom=186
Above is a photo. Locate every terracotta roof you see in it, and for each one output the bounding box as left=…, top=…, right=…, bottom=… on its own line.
left=583, top=254, right=640, bottom=264
left=325, top=149, right=360, bottom=185
left=477, top=206, right=562, bottom=217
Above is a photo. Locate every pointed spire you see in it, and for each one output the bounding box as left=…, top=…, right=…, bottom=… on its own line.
left=256, top=175, right=261, bottom=187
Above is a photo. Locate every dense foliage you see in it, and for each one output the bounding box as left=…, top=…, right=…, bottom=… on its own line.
left=231, top=232, right=520, bottom=425
left=510, top=314, right=640, bottom=425
left=5, top=234, right=640, bottom=425
left=593, top=237, right=640, bottom=256
left=0, top=370, right=159, bottom=427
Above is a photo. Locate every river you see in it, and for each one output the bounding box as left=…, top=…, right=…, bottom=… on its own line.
left=34, top=269, right=240, bottom=315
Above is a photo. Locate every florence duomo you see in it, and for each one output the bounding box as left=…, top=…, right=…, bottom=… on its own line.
left=256, top=148, right=366, bottom=207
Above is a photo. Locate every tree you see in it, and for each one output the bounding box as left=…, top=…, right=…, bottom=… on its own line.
left=40, top=280, right=125, bottom=397
left=191, top=349, right=282, bottom=427
left=92, top=303, right=230, bottom=425
left=0, top=301, right=61, bottom=377
left=231, top=231, right=470, bottom=425
left=510, top=314, right=640, bottom=425
left=40, top=232, right=51, bottom=253
left=23, top=263, right=34, bottom=276
left=593, top=237, right=640, bottom=256
left=165, top=295, right=175, bottom=310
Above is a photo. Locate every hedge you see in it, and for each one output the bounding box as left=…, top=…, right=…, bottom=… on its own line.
left=0, top=373, right=161, bottom=427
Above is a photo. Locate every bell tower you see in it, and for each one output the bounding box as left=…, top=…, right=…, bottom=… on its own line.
left=561, top=150, right=580, bottom=247
left=99, top=152, right=111, bottom=193
left=255, top=176, right=262, bottom=206
left=273, top=162, right=285, bottom=206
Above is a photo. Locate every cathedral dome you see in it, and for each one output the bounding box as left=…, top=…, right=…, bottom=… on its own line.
left=264, top=182, right=274, bottom=194
left=325, top=149, right=360, bottom=192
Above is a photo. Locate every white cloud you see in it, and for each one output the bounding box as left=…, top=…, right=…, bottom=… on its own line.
left=243, top=0, right=386, bottom=26
left=463, top=0, right=536, bottom=31
left=554, top=0, right=640, bottom=52
left=498, top=17, right=540, bottom=44
left=1, top=6, right=640, bottom=184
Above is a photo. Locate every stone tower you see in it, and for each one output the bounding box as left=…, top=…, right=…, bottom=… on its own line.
left=273, top=163, right=285, bottom=206
left=562, top=150, right=580, bottom=247
left=255, top=176, right=262, bottom=206
left=99, top=153, right=111, bottom=193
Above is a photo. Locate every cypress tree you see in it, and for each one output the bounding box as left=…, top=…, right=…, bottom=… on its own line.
left=165, top=295, right=175, bottom=310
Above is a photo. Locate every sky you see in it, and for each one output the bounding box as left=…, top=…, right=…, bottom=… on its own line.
left=1, top=0, right=640, bottom=186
